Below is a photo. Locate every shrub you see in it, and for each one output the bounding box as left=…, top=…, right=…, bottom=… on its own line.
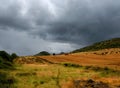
left=16, top=72, right=36, bottom=76
left=0, top=56, right=14, bottom=69
left=35, top=51, right=50, bottom=56
left=62, top=63, right=82, bottom=68
left=0, top=72, right=16, bottom=88
left=0, top=56, right=4, bottom=63
left=0, top=51, right=11, bottom=62
left=11, top=53, right=18, bottom=59
left=53, top=53, right=56, bottom=56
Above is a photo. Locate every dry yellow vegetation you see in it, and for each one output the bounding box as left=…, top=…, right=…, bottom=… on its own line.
left=11, top=48, right=120, bottom=88
left=36, top=48, right=120, bottom=69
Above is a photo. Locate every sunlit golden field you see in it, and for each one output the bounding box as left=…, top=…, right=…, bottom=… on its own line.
left=40, top=48, right=120, bottom=69
left=1, top=48, right=120, bottom=88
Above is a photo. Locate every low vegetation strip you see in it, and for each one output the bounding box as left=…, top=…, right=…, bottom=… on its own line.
left=61, top=62, right=120, bottom=77
left=15, top=56, right=54, bottom=64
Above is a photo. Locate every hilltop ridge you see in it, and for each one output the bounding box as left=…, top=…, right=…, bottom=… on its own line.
left=72, top=38, right=120, bottom=53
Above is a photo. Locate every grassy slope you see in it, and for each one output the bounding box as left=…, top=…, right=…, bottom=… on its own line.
left=12, top=48, right=120, bottom=87
left=72, top=38, right=120, bottom=53
left=39, top=48, right=120, bottom=69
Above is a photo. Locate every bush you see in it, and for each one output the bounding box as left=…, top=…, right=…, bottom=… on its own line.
left=0, top=56, right=4, bottom=63
left=11, top=53, right=18, bottom=59
left=53, top=53, right=56, bottom=56
left=62, top=63, right=82, bottom=68
left=0, top=54, right=14, bottom=69
left=16, top=72, right=36, bottom=76
left=0, top=51, right=18, bottom=62
left=0, top=72, right=16, bottom=88
left=0, top=51, right=11, bottom=62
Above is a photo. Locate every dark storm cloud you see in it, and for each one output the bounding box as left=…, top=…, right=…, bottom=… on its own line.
left=0, top=0, right=30, bottom=30
left=0, top=0, right=53, bottom=30
left=32, top=0, right=120, bottom=45
left=0, top=0, right=120, bottom=55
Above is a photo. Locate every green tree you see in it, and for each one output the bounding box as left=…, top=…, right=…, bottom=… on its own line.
left=35, top=51, right=50, bottom=56
left=11, top=53, right=18, bottom=59
left=0, top=51, right=11, bottom=62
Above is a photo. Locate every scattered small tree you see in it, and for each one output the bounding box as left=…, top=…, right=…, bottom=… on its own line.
left=0, top=51, right=18, bottom=62
left=53, top=53, right=56, bottom=56
left=11, top=53, right=18, bottom=59
left=35, top=51, right=50, bottom=56
left=0, top=51, right=11, bottom=62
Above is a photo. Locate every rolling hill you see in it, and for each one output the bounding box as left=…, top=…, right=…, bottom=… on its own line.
left=35, top=51, right=50, bottom=56
left=72, top=38, right=120, bottom=53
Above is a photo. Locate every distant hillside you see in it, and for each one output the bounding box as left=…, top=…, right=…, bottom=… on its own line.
left=72, top=38, right=120, bottom=53
left=35, top=51, right=50, bottom=56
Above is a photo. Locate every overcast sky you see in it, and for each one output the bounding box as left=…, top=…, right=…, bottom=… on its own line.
left=0, top=0, right=120, bottom=55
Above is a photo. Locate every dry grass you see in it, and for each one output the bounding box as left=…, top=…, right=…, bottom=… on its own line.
left=4, top=48, right=119, bottom=88
left=1, top=63, right=120, bottom=88
left=36, top=48, right=120, bottom=70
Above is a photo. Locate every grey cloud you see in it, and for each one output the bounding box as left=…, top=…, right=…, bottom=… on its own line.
left=0, top=0, right=31, bottom=30
left=34, top=0, right=120, bottom=44
left=0, top=29, right=76, bottom=55
left=0, top=29, right=53, bottom=55
left=0, top=0, right=120, bottom=55
left=0, top=0, right=53, bottom=30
